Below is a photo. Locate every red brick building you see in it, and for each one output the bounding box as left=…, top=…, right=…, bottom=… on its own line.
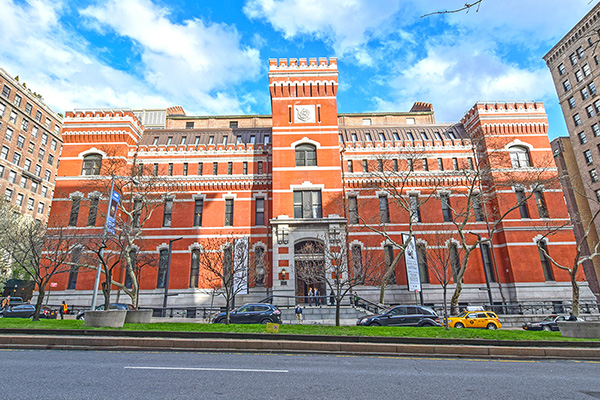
left=46, top=57, right=595, bottom=308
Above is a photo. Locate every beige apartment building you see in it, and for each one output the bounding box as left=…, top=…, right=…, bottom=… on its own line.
left=0, top=68, right=63, bottom=223
left=544, top=4, right=600, bottom=298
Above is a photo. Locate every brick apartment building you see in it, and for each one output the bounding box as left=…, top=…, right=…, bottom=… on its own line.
left=0, top=68, right=63, bottom=223
left=45, top=57, right=595, bottom=308
left=544, top=3, right=600, bottom=299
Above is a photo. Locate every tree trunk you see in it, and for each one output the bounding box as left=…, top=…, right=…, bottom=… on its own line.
left=33, top=286, right=45, bottom=322
left=335, top=299, right=340, bottom=327
left=450, top=279, right=463, bottom=315
left=379, top=283, right=386, bottom=304
left=443, top=286, right=448, bottom=330
left=571, top=272, right=580, bottom=317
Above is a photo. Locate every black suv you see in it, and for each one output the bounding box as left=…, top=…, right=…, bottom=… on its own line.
left=212, top=303, right=282, bottom=324
left=357, top=305, right=441, bottom=327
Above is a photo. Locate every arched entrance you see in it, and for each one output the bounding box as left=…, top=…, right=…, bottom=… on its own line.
left=294, top=240, right=326, bottom=304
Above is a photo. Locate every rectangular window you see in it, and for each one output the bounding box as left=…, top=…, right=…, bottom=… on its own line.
left=365, top=133, right=373, bottom=142
left=440, top=193, right=452, bottom=222
left=193, top=199, right=203, bottom=227
left=224, top=198, right=234, bottom=226
left=34, top=110, right=41, bottom=122
left=236, top=135, right=242, bottom=144
left=384, top=245, right=396, bottom=284
left=351, top=133, right=358, bottom=142
left=34, top=164, right=41, bottom=177
left=8, top=170, right=16, bottom=183
left=585, top=149, right=593, bottom=164
left=590, top=169, right=599, bottom=182
left=583, top=64, right=591, bottom=76
left=222, top=136, right=228, bottom=146
left=41, top=186, right=48, bottom=197
left=208, top=136, right=214, bottom=144
left=255, top=198, right=265, bottom=226
left=593, top=123, right=600, bottom=137
left=393, top=159, right=399, bottom=172
left=590, top=82, right=597, bottom=95
left=4, top=188, right=12, bottom=201
left=30, top=181, right=37, bottom=194
left=348, top=196, right=358, bottom=224
left=379, top=132, right=386, bottom=142
left=558, top=63, right=566, bottom=75
left=582, top=87, right=589, bottom=99
left=190, top=249, right=200, bottom=288
left=152, top=137, right=158, bottom=146
left=437, top=158, right=444, bottom=171
left=44, top=170, right=51, bottom=181
left=5, top=128, right=13, bottom=141
left=198, top=162, right=203, bottom=175
left=14, top=94, right=21, bottom=107
left=576, top=69, right=584, bottom=82
left=0, top=103, right=4, bottom=117
left=243, top=161, right=248, bottom=175
left=16, top=135, right=25, bottom=149
left=410, top=194, right=421, bottom=223
left=1, top=85, right=10, bottom=98
left=452, top=158, right=459, bottom=170
left=229, top=121, right=238, bottom=129
left=538, top=241, right=555, bottom=281
left=38, top=148, right=44, bottom=161
left=69, top=198, right=80, bottom=226
left=185, top=121, right=194, bottom=129
left=587, top=104, right=595, bottom=118
left=168, top=163, right=173, bottom=176
left=293, top=190, right=322, bottom=218
left=362, top=159, right=368, bottom=172
left=347, top=160, right=353, bottom=172
left=213, top=162, right=218, bottom=175
left=163, top=199, right=173, bottom=227
left=257, top=161, right=263, bottom=174
left=534, top=190, right=549, bottom=218
left=563, top=79, right=571, bottom=91
left=180, top=136, right=187, bottom=145
left=194, top=136, right=200, bottom=145
left=87, top=197, right=99, bottom=226
left=9, top=111, right=17, bottom=124
left=417, top=244, right=429, bottom=284
left=515, top=188, right=530, bottom=218
left=37, top=202, right=44, bottom=215
left=1, top=146, right=9, bottom=160
left=473, top=193, right=485, bottom=221
left=0, top=165, right=4, bottom=179
left=378, top=195, right=390, bottom=223
left=250, top=135, right=256, bottom=144
left=157, top=250, right=168, bottom=289
left=67, top=248, right=81, bottom=290
left=568, top=96, right=576, bottom=109
left=21, top=119, right=29, bottom=131
left=573, top=113, right=582, bottom=126
left=19, top=176, right=27, bottom=188
left=41, top=133, right=48, bottom=146
left=570, top=52, right=578, bottom=65
left=377, top=159, right=383, bottom=172
left=579, top=131, right=588, bottom=144
left=28, top=142, right=34, bottom=154
left=166, top=136, right=173, bottom=146
left=577, top=46, right=585, bottom=58
left=183, top=163, right=188, bottom=176
left=481, top=243, right=496, bottom=283
left=227, top=162, right=233, bottom=175
left=264, top=135, right=270, bottom=145
left=408, top=159, right=414, bottom=171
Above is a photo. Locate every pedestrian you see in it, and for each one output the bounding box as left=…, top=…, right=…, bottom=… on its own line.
left=295, top=304, right=303, bottom=324
left=60, top=301, right=68, bottom=320
left=330, top=290, right=335, bottom=306
left=315, top=288, right=321, bottom=307
left=1, top=295, right=10, bottom=309
left=568, top=312, right=578, bottom=321
left=308, top=288, right=314, bottom=306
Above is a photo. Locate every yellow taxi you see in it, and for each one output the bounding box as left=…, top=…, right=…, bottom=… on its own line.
left=448, top=311, right=501, bottom=330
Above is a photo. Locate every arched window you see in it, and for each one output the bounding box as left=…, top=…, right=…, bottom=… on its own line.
left=509, top=146, right=531, bottom=168
left=295, top=144, right=317, bottom=166
left=190, top=249, right=200, bottom=288
left=82, top=154, right=102, bottom=175
left=254, top=246, right=265, bottom=287
left=156, top=249, right=168, bottom=288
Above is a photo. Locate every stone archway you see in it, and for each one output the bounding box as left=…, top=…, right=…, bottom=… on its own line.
left=294, top=240, right=326, bottom=304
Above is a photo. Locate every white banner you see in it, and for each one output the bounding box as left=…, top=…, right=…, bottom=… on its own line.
left=233, top=237, right=249, bottom=295
left=403, top=234, right=421, bottom=292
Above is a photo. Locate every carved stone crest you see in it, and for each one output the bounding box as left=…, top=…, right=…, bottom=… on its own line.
left=294, top=105, right=315, bottom=123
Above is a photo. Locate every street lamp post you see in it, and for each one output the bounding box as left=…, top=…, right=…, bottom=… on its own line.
left=162, top=237, right=183, bottom=317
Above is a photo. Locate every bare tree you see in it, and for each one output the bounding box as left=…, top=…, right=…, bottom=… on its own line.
left=197, top=236, right=256, bottom=324
left=295, top=229, right=384, bottom=326
left=422, top=1, right=484, bottom=17
left=1, top=217, right=81, bottom=320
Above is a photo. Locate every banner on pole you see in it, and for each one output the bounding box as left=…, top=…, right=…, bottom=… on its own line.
left=234, top=237, right=249, bottom=295
left=106, top=190, right=121, bottom=234
left=403, top=234, right=422, bottom=292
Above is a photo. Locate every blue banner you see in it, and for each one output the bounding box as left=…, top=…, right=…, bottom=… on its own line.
left=106, top=190, right=121, bottom=234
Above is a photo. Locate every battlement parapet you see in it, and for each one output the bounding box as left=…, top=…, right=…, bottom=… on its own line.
left=269, top=57, right=337, bottom=70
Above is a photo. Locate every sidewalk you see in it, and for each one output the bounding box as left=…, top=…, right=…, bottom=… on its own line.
left=0, top=328, right=598, bottom=360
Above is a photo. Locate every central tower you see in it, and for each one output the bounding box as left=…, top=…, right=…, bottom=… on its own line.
left=268, top=57, right=345, bottom=298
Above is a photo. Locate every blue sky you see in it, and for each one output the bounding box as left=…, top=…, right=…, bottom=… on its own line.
left=0, top=0, right=598, bottom=138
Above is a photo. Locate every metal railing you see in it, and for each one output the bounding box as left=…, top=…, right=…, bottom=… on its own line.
left=259, top=294, right=388, bottom=314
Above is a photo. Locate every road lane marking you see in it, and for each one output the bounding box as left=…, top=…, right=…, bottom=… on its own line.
left=125, top=366, right=288, bottom=373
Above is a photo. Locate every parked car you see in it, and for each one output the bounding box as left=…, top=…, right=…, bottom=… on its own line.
left=76, top=303, right=134, bottom=320
left=356, top=305, right=441, bottom=327
left=522, top=314, right=584, bottom=331
left=448, top=311, right=501, bottom=330
left=212, top=303, right=282, bottom=324
left=0, top=304, right=57, bottom=319
left=0, top=297, right=24, bottom=308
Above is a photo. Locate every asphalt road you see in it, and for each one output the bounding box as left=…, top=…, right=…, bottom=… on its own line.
left=1, top=349, right=599, bottom=399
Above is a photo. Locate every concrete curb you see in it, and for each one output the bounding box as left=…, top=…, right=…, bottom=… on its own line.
left=0, top=332, right=599, bottom=360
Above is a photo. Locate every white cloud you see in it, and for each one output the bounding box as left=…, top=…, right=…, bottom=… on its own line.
left=374, top=40, right=555, bottom=122
left=80, top=0, right=262, bottom=113
left=243, top=0, right=406, bottom=65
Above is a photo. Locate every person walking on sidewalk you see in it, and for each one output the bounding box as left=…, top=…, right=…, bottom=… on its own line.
left=295, top=304, right=303, bottom=324
left=308, top=288, right=314, bottom=306
left=329, top=290, right=335, bottom=306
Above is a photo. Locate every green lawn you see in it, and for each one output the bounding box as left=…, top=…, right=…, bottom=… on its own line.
left=0, top=318, right=596, bottom=342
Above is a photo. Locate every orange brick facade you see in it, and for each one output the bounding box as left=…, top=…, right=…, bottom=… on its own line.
left=46, top=57, right=596, bottom=308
